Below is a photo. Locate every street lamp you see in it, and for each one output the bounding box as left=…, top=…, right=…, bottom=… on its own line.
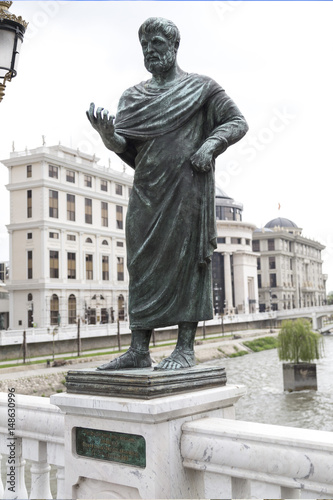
left=0, top=1, right=28, bottom=102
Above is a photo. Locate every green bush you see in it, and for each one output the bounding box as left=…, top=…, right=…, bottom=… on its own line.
left=244, top=336, right=279, bottom=352
left=229, top=350, right=248, bottom=358
left=277, top=319, right=323, bottom=364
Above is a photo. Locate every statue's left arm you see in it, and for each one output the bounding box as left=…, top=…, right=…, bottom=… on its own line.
left=191, top=91, right=248, bottom=173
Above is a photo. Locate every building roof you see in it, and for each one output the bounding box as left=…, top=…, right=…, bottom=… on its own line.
left=216, top=186, right=232, bottom=199
left=264, top=217, right=298, bottom=229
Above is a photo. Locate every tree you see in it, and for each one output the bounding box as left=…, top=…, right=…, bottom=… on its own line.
left=277, top=319, right=323, bottom=364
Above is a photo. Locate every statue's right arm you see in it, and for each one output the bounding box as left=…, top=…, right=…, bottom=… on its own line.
left=86, top=103, right=127, bottom=154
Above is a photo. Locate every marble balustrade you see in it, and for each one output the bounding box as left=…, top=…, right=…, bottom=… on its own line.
left=1, top=391, right=333, bottom=499
left=181, top=417, right=333, bottom=499
left=0, top=393, right=64, bottom=500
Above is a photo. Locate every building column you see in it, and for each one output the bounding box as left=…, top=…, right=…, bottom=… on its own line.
left=223, top=252, right=233, bottom=313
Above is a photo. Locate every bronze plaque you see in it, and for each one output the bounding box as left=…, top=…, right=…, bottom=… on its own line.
left=76, top=427, right=146, bottom=468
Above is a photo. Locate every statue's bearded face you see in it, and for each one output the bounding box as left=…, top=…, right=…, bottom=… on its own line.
left=140, top=32, right=177, bottom=74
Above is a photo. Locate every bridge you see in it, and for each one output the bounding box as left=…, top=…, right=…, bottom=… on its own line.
left=276, top=304, right=333, bottom=330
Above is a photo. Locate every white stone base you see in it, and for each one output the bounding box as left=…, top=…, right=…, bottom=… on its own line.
left=51, top=384, right=245, bottom=499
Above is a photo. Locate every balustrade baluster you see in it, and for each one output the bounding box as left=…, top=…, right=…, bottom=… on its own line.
left=3, top=440, right=28, bottom=500
left=56, top=466, right=65, bottom=500
left=29, top=460, right=52, bottom=499
left=0, top=454, right=4, bottom=498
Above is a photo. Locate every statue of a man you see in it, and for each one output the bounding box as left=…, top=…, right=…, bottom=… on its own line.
left=86, top=17, right=248, bottom=370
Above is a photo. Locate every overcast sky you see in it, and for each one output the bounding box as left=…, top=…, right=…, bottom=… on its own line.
left=1, top=1, right=333, bottom=289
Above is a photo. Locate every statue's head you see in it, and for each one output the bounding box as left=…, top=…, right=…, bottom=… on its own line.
left=138, top=17, right=181, bottom=75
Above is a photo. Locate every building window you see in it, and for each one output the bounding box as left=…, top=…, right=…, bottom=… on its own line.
left=67, top=253, right=76, bottom=279
left=117, top=257, right=124, bottom=281
left=269, top=256, right=276, bottom=269
left=68, top=294, right=76, bottom=324
left=0, top=263, right=5, bottom=282
left=101, top=179, right=108, bottom=192
left=116, top=241, right=124, bottom=247
left=50, top=294, right=59, bottom=325
left=67, top=194, right=75, bottom=221
left=102, top=256, right=109, bottom=280
left=50, top=250, right=59, bottom=278
left=231, top=237, right=241, bottom=244
left=49, top=232, right=59, bottom=239
left=217, top=237, right=226, bottom=244
left=268, top=239, right=275, bottom=251
left=66, top=170, right=75, bottom=183
left=27, top=250, right=33, bottom=279
left=128, top=187, right=132, bottom=197
left=102, top=239, right=109, bottom=246
left=257, top=258, right=261, bottom=270
left=85, top=198, right=92, bottom=224
left=246, top=239, right=251, bottom=245
left=67, top=234, right=76, bottom=241
left=270, top=273, right=277, bottom=288
left=116, top=205, right=123, bottom=229
left=101, top=201, right=108, bottom=227
left=84, top=175, right=92, bottom=188
left=85, top=237, right=93, bottom=243
left=257, top=274, right=262, bottom=289
left=252, top=240, right=260, bottom=252
left=27, top=232, right=33, bottom=240
left=27, top=190, right=32, bottom=218
left=116, top=184, right=123, bottom=196
left=49, top=190, right=58, bottom=218
left=86, top=254, right=93, bottom=280
left=49, top=165, right=58, bottom=179
left=27, top=165, right=32, bottom=178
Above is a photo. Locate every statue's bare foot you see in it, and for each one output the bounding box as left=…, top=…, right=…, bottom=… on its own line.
left=97, top=347, right=152, bottom=371
left=154, top=347, right=195, bottom=370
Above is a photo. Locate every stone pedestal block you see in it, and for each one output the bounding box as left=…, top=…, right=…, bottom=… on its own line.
left=51, top=366, right=245, bottom=499
left=282, top=362, right=318, bottom=392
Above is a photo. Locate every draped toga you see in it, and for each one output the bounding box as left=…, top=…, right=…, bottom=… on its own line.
left=114, top=73, right=248, bottom=330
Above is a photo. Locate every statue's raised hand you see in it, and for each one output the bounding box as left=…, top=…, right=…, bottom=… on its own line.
left=86, top=103, right=127, bottom=154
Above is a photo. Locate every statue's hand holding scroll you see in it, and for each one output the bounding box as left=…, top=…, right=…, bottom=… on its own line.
left=86, top=103, right=127, bottom=154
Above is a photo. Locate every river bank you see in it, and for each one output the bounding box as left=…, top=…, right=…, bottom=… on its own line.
left=0, top=328, right=278, bottom=397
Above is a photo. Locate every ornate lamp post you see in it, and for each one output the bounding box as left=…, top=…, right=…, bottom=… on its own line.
left=0, top=1, right=28, bottom=102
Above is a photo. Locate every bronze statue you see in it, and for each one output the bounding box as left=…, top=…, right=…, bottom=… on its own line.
left=86, top=17, right=248, bottom=370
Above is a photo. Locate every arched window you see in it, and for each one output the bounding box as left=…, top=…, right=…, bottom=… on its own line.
left=85, top=237, right=93, bottom=243
left=68, top=294, right=76, bottom=324
left=27, top=293, right=33, bottom=301
left=118, top=294, right=125, bottom=321
left=50, top=294, right=59, bottom=325
left=102, top=239, right=108, bottom=245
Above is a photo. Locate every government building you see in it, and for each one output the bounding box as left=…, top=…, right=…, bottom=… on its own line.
left=253, top=218, right=327, bottom=312
left=1, top=143, right=328, bottom=330
left=2, top=144, right=132, bottom=330
left=213, top=188, right=259, bottom=316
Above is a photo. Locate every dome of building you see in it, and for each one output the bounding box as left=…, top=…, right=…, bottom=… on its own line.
left=216, top=186, right=232, bottom=199
left=264, top=217, right=298, bottom=229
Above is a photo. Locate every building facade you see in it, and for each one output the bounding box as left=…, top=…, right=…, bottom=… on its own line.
left=3, top=145, right=133, bottom=330
left=253, top=217, right=327, bottom=312
left=213, top=188, right=259, bottom=315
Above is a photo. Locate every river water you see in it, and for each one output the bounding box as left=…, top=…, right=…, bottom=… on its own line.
left=204, top=334, right=333, bottom=431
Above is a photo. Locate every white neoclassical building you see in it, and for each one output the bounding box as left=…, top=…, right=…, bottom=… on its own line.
left=253, top=217, right=327, bottom=312
left=2, top=144, right=133, bottom=330
left=212, top=188, right=259, bottom=315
